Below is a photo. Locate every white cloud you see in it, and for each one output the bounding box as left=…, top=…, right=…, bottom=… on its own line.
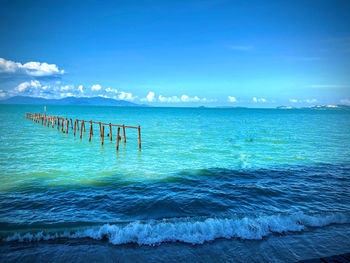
left=340, top=99, right=350, bottom=104
left=78, top=85, right=84, bottom=93
left=252, top=97, right=266, bottom=103
left=289, top=98, right=318, bottom=104
left=228, top=96, right=237, bottom=102
left=105, top=87, right=118, bottom=93
left=16, top=80, right=41, bottom=92
left=60, top=92, right=74, bottom=97
left=60, top=85, right=71, bottom=91
left=91, top=84, right=102, bottom=91
left=0, top=58, right=64, bottom=76
left=0, top=89, right=5, bottom=97
left=305, top=99, right=317, bottom=103
left=12, top=81, right=84, bottom=99
left=158, top=95, right=181, bottom=103
left=181, top=94, right=204, bottom=102
left=141, top=91, right=156, bottom=102
left=16, top=82, right=30, bottom=92
left=181, top=94, right=190, bottom=102
left=157, top=94, right=211, bottom=103
left=118, top=91, right=135, bottom=101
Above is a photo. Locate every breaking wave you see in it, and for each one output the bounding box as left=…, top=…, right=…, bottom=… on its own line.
left=3, top=212, right=350, bottom=245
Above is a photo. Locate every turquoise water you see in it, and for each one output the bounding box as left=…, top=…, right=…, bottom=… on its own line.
left=0, top=105, right=350, bottom=262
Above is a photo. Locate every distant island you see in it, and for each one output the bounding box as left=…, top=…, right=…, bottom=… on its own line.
left=277, top=105, right=350, bottom=110
left=0, top=96, right=145, bottom=107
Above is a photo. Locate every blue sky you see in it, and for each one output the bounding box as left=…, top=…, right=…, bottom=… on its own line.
left=0, top=0, right=349, bottom=107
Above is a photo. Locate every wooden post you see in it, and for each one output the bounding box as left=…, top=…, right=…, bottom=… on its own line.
left=83, top=121, right=86, bottom=132
left=77, top=120, right=79, bottom=131
left=70, top=118, right=73, bottom=129
left=89, top=121, right=93, bottom=142
left=116, top=127, right=120, bottom=151
left=80, top=121, right=84, bottom=139
left=123, top=124, right=126, bottom=143
left=57, top=118, right=60, bottom=130
left=99, top=122, right=102, bottom=137
left=62, top=119, right=64, bottom=132
left=138, top=125, right=141, bottom=151
left=66, top=119, right=69, bottom=134
left=101, top=125, right=105, bottom=146
left=74, top=120, right=76, bottom=136
left=109, top=123, right=112, bottom=141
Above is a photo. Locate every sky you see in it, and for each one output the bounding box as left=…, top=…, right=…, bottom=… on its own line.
left=0, top=0, right=350, bottom=107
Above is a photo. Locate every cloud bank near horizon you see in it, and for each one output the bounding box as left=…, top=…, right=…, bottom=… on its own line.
left=0, top=57, right=349, bottom=106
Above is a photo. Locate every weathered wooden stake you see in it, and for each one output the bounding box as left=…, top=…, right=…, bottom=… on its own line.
left=123, top=124, right=126, bottom=143
left=109, top=123, right=112, bottom=141
left=80, top=121, right=84, bottom=139
left=101, top=126, right=105, bottom=146
left=116, top=127, right=120, bottom=151
left=66, top=119, right=69, bottom=134
left=70, top=118, right=73, bottom=129
left=74, top=120, right=76, bottom=136
left=89, top=121, right=93, bottom=142
left=57, top=118, right=60, bottom=130
left=76, top=120, right=79, bottom=131
left=62, top=119, right=64, bottom=132
left=138, top=125, right=141, bottom=151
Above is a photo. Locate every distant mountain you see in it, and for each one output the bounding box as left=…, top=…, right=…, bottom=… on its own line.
left=0, top=96, right=145, bottom=107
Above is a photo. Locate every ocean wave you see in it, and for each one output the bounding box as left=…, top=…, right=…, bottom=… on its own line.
left=3, top=212, right=350, bottom=245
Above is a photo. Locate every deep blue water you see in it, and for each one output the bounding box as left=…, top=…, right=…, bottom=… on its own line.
left=0, top=105, right=350, bottom=262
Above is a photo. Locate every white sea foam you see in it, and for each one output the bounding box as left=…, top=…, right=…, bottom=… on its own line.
left=3, top=212, right=350, bottom=245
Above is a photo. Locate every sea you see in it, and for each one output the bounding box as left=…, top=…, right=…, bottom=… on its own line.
left=0, top=104, right=349, bottom=262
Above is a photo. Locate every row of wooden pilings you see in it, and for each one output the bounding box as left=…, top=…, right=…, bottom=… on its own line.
left=25, top=112, right=141, bottom=151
